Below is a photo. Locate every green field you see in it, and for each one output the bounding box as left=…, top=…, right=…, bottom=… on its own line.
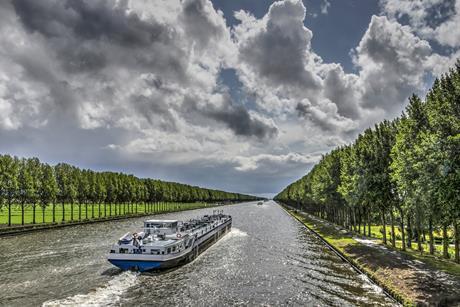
left=0, top=202, right=212, bottom=226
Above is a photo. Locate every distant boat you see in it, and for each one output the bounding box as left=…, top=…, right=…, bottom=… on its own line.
left=107, top=211, right=232, bottom=272
left=257, top=201, right=263, bottom=206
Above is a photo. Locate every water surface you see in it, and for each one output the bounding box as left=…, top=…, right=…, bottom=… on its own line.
left=0, top=201, right=395, bottom=306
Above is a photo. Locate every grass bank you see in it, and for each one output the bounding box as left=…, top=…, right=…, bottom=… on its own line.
left=0, top=202, right=221, bottom=235
left=281, top=204, right=460, bottom=306
left=0, top=202, right=211, bottom=225
left=366, top=225, right=456, bottom=259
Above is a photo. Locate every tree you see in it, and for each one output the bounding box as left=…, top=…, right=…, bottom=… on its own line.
left=38, top=163, right=58, bottom=223
left=27, top=158, right=42, bottom=224
left=18, top=158, right=34, bottom=225
left=0, top=155, right=19, bottom=226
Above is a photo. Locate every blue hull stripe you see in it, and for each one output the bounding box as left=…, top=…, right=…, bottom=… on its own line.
left=108, top=259, right=162, bottom=272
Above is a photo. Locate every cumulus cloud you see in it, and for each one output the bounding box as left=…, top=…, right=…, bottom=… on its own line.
left=435, top=0, right=460, bottom=47
left=296, top=99, right=357, bottom=133
left=322, top=64, right=360, bottom=119
left=380, top=0, right=460, bottom=48
left=233, top=152, right=320, bottom=173
left=233, top=0, right=359, bottom=137
left=236, top=0, right=320, bottom=89
left=354, top=15, right=432, bottom=113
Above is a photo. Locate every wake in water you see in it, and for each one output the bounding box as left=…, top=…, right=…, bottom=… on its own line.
left=43, top=271, right=139, bottom=307
left=212, top=227, right=248, bottom=245
left=227, top=227, right=248, bottom=238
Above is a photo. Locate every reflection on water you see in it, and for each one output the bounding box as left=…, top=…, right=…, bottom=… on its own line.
left=0, top=201, right=396, bottom=306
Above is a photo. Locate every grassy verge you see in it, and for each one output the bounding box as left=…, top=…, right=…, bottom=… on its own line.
left=283, top=206, right=460, bottom=306
left=366, top=225, right=456, bottom=259
left=0, top=202, right=212, bottom=227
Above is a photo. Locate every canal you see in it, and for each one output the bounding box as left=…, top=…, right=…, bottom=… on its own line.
left=0, top=201, right=395, bottom=306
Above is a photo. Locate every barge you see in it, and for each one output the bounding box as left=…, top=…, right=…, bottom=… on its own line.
left=107, top=210, right=232, bottom=271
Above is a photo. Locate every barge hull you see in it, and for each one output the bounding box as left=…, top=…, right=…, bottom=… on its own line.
left=109, top=219, right=232, bottom=272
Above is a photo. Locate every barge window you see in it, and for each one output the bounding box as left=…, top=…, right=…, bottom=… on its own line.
left=172, top=246, right=176, bottom=252
left=167, top=248, right=171, bottom=254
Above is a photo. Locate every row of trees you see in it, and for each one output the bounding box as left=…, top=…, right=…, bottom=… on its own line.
left=275, top=62, right=460, bottom=263
left=0, top=156, right=259, bottom=226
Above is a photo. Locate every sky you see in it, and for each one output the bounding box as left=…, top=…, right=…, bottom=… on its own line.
left=0, top=0, right=459, bottom=198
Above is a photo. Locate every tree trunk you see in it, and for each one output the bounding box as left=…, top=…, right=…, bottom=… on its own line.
left=454, top=221, right=459, bottom=264
left=358, top=213, right=361, bottom=234
left=381, top=209, right=387, bottom=245
left=21, top=203, right=25, bottom=225
left=442, top=224, right=450, bottom=259
left=407, top=215, right=412, bottom=248
left=42, top=206, right=45, bottom=223
left=62, top=202, right=65, bottom=222
left=78, top=203, right=81, bottom=221
left=355, top=208, right=358, bottom=232
left=33, top=203, right=36, bottom=224
left=71, top=203, right=74, bottom=221
left=398, top=207, right=406, bottom=251
left=417, top=224, right=423, bottom=253
left=428, top=218, right=434, bottom=255
left=390, top=209, right=396, bottom=247
left=367, top=208, right=371, bottom=237
left=52, top=203, right=55, bottom=223
left=362, top=208, right=366, bottom=235
left=8, top=201, right=11, bottom=227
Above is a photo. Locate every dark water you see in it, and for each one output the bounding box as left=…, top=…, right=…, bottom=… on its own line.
left=0, top=201, right=396, bottom=306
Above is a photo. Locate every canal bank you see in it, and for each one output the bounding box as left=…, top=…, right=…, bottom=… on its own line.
left=0, top=202, right=222, bottom=237
left=280, top=203, right=460, bottom=306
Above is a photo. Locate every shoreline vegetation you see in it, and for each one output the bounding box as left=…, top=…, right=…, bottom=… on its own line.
left=281, top=203, right=460, bottom=306
left=0, top=201, right=229, bottom=236
left=0, top=154, right=261, bottom=230
left=275, top=63, right=460, bottom=267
